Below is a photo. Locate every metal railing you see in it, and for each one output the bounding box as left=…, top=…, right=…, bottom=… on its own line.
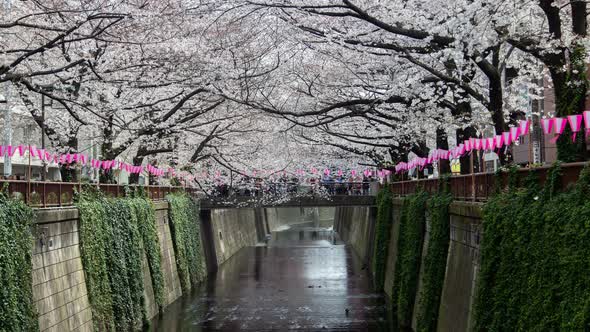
left=390, top=162, right=588, bottom=201
left=210, top=182, right=377, bottom=198
left=0, top=180, right=199, bottom=207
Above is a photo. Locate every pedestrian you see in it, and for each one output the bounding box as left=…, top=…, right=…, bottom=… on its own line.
left=362, top=175, right=369, bottom=195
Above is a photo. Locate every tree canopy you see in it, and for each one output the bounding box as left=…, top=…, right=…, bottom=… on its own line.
left=1, top=0, right=587, bottom=185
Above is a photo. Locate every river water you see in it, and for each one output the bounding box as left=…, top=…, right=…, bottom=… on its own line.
left=150, top=222, right=395, bottom=331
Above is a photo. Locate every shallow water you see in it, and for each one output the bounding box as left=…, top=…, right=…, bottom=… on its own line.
left=150, top=225, right=396, bottom=331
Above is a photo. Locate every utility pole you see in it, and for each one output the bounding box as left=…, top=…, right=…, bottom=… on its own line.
left=2, top=0, right=12, bottom=178
left=2, top=82, right=12, bottom=178
left=41, top=94, right=47, bottom=180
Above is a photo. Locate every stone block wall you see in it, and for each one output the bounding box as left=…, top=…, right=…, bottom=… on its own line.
left=32, top=208, right=93, bottom=332
left=336, top=199, right=484, bottom=332
left=28, top=201, right=194, bottom=331
left=210, top=208, right=259, bottom=266
left=436, top=202, right=482, bottom=332
left=153, top=202, right=183, bottom=308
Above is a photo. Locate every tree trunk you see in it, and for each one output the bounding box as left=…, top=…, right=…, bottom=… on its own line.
left=436, top=127, right=451, bottom=174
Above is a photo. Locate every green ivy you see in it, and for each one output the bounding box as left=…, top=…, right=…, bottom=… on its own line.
left=392, top=190, right=428, bottom=327
left=372, top=186, right=394, bottom=291
left=129, top=198, right=165, bottom=308
left=474, top=164, right=590, bottom=330
left=104, top=199, right=145, bottom=330
left=77, top=193, right=115, bottom=331
left=167, top=193, right=206, bottom=293
left=0, top=192, right=38, bottom=331
left=77, top=190, right=165, bottom=331
left=416, top=186, right=452, bottom=332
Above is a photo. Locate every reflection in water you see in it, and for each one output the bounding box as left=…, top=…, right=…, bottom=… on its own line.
left=150, top=224, right=395, bottom=331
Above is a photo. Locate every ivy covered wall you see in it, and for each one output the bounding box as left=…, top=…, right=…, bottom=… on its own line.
left=167, top=193, right=206, bottom=293
left=372, top=187, right=394, bottom=292
left=416, top=190, right=452, bottom=332
left=391, top=191, right=428, bottom=327
left=0, top=192, right=38, bottom=331
left=475, top=165, right=590, bottom=330
left=77, top=191, right=167, bottom=331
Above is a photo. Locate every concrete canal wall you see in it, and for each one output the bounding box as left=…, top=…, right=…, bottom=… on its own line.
left=334, top=199, right=483, bottom=332
left=32, top=202, right=183, bottom=332
left=29, top=203, right=337, bottom=332
left=333, top=206, right=376, bottom=266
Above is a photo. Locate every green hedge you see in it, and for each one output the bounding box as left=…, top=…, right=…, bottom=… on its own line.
left=392, top=191, right=428, bottom=327
left=372, top=187, right=394, bottom=291
left=474, top=164, right=590, bottom=330
left=416, top=191, right=452, bottom=332
left=77, top=192, right=165, bottom=330
left=0, top=192, right=38, bottom=331
left=167, top=193, right=206, bottom=293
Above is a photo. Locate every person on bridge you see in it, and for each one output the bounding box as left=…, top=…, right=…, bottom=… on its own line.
left=362, top=175, right=370, bottom=195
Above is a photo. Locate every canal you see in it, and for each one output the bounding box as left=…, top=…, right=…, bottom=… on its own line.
left=150, top=217, right=395, bottom=331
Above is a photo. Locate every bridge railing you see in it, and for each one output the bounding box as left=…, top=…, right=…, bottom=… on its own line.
left=390, top=162, right=587, bottom=201
left=211, top=182, right=377, bottom=198
left=0, top=180, right=200, bottom=207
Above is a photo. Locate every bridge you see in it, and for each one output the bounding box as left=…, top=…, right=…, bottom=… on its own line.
left=200, top=194, right=376, bottom=209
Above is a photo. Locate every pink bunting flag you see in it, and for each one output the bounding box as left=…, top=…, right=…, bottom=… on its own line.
left=16, top=145, right=25, bottom=157
left=510, top=127, right=520, bottom=144
left=324, top=168, right=330, bottom=176
left=584, top=111, right=590, bottom=139
left=474, top=139, right=482, bottom=151
left=0, top=146, right=4, bottom=157
left=502, top=132, right=511, bottom=146
left=485, top=138, right=493, bottom=151
left=29, top=146, right=37, bottom=158
left=5, top=145, right=14, bottom=157
left=551, top=117, right=567, bottom=143
left=337, top=169, right=343, bottom=176
left=351, top=170, right=357, bottom=176
left=567, top=114, right=583, bottom=142
left=519, top=119, right=531, bottom=136
left=541, top=118, right=554, bottom=135
left=464, top=140, right=471, bottom=152
left=494, top=135, right=504, bottom=150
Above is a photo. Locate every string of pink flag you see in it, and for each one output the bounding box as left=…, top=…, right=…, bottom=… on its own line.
left=395, top=111, right=590, bottom=174
left=0, top=145, right=194, bottom=180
